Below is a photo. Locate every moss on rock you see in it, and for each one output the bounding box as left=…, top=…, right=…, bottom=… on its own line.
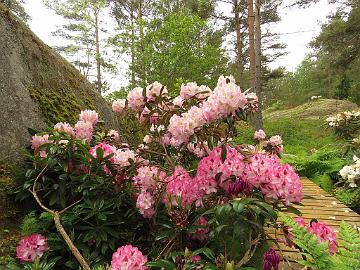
left=0, top=3, right=117, bottom=164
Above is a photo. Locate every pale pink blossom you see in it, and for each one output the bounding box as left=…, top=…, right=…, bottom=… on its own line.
left=74, top=121, right=93, bottom=142
left=110, top=245, right=148, bottom=270
left=133, top=166, right=166, bottom=193
left=136, top=192, right=155, bottom=218
left=268, top=135, right=283, bottom=146
left=143, top=135, right=152, bottom=144
left=254, top=129, right=266, bottom=140
left=114, top=149, right=136, bottom=167
left=146, top=81, right=167, bottom=101
left=127, top=87, right=145, bottom=111
left=31, top=134, right=50, bottom=150
left=108, top=130, right=120, bottom=141
left=16, top=234, right=47, bottom=262
left=54, top=122, right=75, bottom=137
left=180, top=82, right=199, bottom=100
left=173, top=96, right=184, bottom=107
left=112, top=99, right=126, bottom=114
left=289, top=218, right=337, bottom=255
left=79, top=110, right=98, bottom=126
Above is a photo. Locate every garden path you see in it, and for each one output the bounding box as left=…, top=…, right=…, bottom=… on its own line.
left=266, top=178, right=360, bottom=270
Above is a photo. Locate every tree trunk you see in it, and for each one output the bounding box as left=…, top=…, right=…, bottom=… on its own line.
left=247, top=0, right=255, bottom=92
left=234, top=0, right=244, bottom=89
left=138, top=0, right=146, bottom=86
left=254, top=0, right=263, bottom=129
left=95, top=10, right=102, bottom=94
left=130, top=2, right=136, bottom=87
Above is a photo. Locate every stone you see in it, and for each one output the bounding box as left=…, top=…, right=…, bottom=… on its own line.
left=0, top=4, right=117, bottom=164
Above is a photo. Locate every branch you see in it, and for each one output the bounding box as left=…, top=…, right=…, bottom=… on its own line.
left=29, top=166, right=90, bottom=270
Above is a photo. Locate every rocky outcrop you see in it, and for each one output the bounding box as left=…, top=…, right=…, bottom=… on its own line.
left=0, top=4, right=116, bottom=163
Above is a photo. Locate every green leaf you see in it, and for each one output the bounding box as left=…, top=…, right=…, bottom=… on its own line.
left=145, top=260, right=176, bottom=269
left=221, top=144, right=227, bottom=163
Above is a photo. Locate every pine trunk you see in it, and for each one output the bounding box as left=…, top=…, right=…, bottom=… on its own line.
left=247, top=0, right=255, bottom=91
left=95, top=10, right=102, bottom=94
left=254, top=0, right=263, bottom=129
left=234, top=0, right=244, bottom=88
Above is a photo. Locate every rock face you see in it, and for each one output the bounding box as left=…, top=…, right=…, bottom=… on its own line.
left=0, top=5, right=117, bottom=163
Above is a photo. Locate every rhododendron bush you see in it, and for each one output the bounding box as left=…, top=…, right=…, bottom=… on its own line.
left=16, top=76, right=304, bottom=269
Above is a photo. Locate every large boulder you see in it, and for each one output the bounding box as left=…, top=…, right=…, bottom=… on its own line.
left=0, top=4, right=117, bottom=164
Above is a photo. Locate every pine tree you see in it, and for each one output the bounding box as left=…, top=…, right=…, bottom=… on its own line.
left=2, top=0, right=30, bottom=22
left=44, top=0, right=114, bottom=93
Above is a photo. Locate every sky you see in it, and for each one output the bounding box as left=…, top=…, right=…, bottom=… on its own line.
left=23, top=0, right=339, bottom=90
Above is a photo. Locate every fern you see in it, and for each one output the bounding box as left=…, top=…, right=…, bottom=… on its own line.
left=280, top=214, right=360, bottom=270
left=336, top=221, right=360, bottom=269
left=280, top=215, right=335, bottom=269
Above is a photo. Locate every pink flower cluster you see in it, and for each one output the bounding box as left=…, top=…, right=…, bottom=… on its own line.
left=180, top=82, right=211, bottom=100
left=112, top=99, right=126, bottom=114
left=294, top=218, right=338, bottom=255
left=165, top=167, right=216, bottom=207
left=246, top=153, right=302, bottom=204
left=127, top=87, right=145, bottom=111
left=254, top=129, right=266, bottom=140
left=16, top=234, right=47, bottom=262
left=108, top=129, right=120, bottom=141
left=31, top=134, right=51, bottom=158
left=133, top=166, right=166, bottom=218
left=110, top=244, right=148, bottom=270
left=79, top=109, right=99, bottom=125
left=75, top=110, right=98, bottom=141
left=89, top=142, right=137, bottom=175
left=54, top=122, right=75, bottom=137
left=146, top=81, right=167, bottom=101
left=195, top=145, right=302, bottom=204
left=165, top=77, right=250, bottom=147
left=196, top=145, right=246, bottom=192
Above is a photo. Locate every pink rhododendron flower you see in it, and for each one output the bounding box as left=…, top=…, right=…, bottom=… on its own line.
left=136, top=191, right=155, bottom=218
left=110, top=245, right=148, bottom=270
left=89, top=142, right=116, bottom=160
left=89, top=142, right=117, bottom=175
left=268, top=135, right=283, bottom=146
left=74, top=120, right=93, bottom=142
left=308, top=221, right=338, bottom=255
left=112, top=99, right=126, bottom=114
left=254, top=129, right=266, bottom=140
left=114, top=149, right=136, bottom=167
left=16, top=234, right=47, bottom=262
left=31, top=134, right=50, bottom=150
left=180, top=82, right=199, bottom=100
left=108, top=130, right=120, bottom=141
left=54, top=122, right=75, bottom=137
left=165, top=77, right=250, bottom=147
left=245, top=153, right=303, bottom=204
left=173, top=96, right=184, bottom=107
left=127, top=87, right=145, bottom=111
left=133, top=166, right=166, bottom=193
left=146, top=81, right=167, bottom=101
left=143, top=135, right=152, bottom=144
left=79, top=110, right=98, bottom=126
left=165, top=166, right=214, bottom=207
left=288, top=218, right=337, bottom=255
